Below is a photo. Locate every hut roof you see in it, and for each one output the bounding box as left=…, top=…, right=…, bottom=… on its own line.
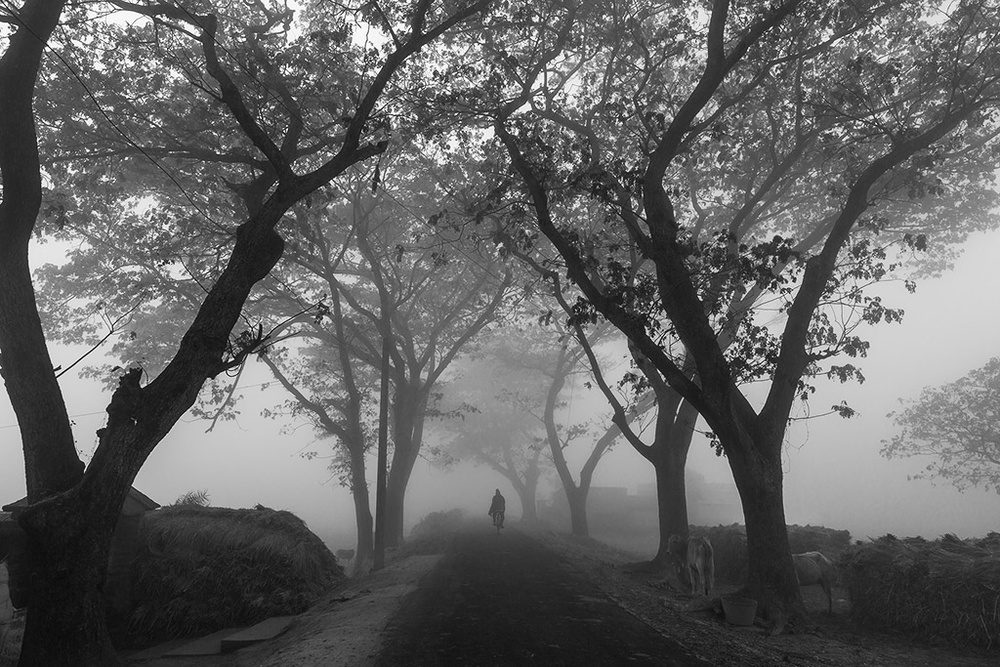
left=2, top=486, right=159, bottom=516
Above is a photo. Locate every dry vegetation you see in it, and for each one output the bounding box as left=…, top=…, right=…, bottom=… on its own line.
left=117, top=505, right=343, bottom=648
left=120, top=510, right=1000, bottom=667
left=840, top=533, right=1000, bottom=650
left=519, top=523, right=999, bottom=667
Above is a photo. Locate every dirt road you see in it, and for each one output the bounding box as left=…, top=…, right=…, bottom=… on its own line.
left=372, top=527, right=710, bottom=666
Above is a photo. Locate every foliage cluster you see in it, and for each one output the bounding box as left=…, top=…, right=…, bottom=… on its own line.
left=121, top=505, right=341, bottom=646
left=884, top=357, right=1000, bottom=494
left=839, top=533, right=1000, bottom=650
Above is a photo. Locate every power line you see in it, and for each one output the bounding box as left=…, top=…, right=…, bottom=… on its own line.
left=0, top=382, right=274, bottom=430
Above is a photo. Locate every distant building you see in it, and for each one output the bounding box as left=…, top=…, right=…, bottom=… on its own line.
left=638, top=470, right=744, bottom=526
left=541, top=471, right=743, bottom=537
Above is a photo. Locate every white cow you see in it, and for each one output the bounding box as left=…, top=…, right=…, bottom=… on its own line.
left=792, top=551, right=836, bottom=612
left=667, top=534, right=715, bottom=597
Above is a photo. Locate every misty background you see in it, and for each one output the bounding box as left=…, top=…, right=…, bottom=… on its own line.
left=2, top=228, right=998, bottom=553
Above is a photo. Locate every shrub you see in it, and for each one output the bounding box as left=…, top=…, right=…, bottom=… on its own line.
left=410, top=508, right=469, bottom=540
left=839, top=533, right=1000, bottom=650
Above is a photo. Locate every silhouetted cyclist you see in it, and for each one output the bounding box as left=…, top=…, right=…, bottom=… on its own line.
left=488, top=489, right=506, bottom=532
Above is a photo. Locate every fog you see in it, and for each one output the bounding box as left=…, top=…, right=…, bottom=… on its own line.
left=1, top=230, right=998, bottom=552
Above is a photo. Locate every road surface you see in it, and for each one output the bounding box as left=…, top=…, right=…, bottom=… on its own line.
left=373, top=528, right=710, bottom=666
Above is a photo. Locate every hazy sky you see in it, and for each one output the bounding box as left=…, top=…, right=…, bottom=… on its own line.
left=1, top=229, right=998, bottom=550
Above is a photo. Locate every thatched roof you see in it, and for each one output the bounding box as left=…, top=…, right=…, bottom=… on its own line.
left=2, top=486, right=158, bottom=517
left=119, top=505, right=344, bottom=647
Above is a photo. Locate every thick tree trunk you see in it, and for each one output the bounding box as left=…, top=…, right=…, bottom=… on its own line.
left=516, top=484, right=538, bottom=522
left=651, top=401, right=697, bottom=565
left=349, top=450, right=375, bottom=573
left=726, top=436, right=804, bottom=623
left=652, top=448, right=690, bottom=564
left=384, top=434, right=419, bottom=547
left=564, top=486, right=589, bottom=537
left=384, top=464, right=413, bottom=547
left=17, top=485, right=129, bottom=666
left=516, top=459, right=540, bottom=522
left=384, top=385, right=429, bottom=547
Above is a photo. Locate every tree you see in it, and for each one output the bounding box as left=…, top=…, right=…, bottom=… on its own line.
left=501, top=229, right=700, bottom=561
left=883, top=357, right=1000, bottom=495
left=532, top=324, right=624, bottom=537
left=441, top=319, right=639, bottom=536
left=467, top=0, right=1000, bottom=622
left=0, top=0, right=489, bottom=663
left=257, top=153, right=512, bottom=554
left=431, top=344, right=549, bottom=522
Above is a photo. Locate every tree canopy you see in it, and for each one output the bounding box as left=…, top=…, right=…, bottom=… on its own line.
left=437, top=0, right=1000, bottom=616
left=1, top=0, right=492, bottom=662
left=884, top=357, right=1000, bottom=495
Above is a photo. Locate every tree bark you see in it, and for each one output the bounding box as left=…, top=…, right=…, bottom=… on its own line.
left=515, top=456, right=540, bottom=522
left=651, top=400, right=698, bottom=564
left=348, top=448, right=375, bottom=573
left=725, top=433, right=804, bottom=621
left=384, top=384, right=427, bottom=546
left=514, top=483, right=538, bottom=522
left=16, top=489, right=122, bottom=666
left=651, top=448, right=690, bottom=564
left=564, top=485, right=589, bottom=537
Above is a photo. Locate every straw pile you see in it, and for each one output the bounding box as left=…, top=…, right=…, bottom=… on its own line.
left=696, top=523, right=851, bottom=582
left=839, top=533, right=1000, bottom=649
left=121, top=505, right=344, bottom=646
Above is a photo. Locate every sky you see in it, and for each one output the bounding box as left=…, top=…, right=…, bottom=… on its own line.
left=1, top=228, right=999, bottom=551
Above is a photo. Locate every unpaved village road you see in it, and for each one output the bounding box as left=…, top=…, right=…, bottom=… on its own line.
left=372, top=528, right=710, bottom=666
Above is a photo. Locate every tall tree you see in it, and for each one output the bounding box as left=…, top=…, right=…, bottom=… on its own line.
left=431, top=345, right=549, bottom=522
left=501, top=229, right=700, bottom=561
left=883, top=357, right=1000, bottom=494
left=470, top=0, right=1000, bottom=622
left=255, top=153, right=513, bottom=553
left=531, top=325, right=624, bottom=537
left=0, top=0, right=489, bottom=663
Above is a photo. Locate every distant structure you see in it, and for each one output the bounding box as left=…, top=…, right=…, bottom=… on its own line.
left=540, top=471, right=743, bottom=537
left=640, top=470, right=744, bottom=526
left=0, top=487, right=159, bottom=613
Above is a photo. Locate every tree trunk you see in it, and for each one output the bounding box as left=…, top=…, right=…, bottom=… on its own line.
left=652, top=448, right=690, bottom=564
left=726, top=435, right=804, bottom=622
left=384, top=427, right=416, bottom=546
left=516, top=484, right=538, bottom=522
left=651, top=400, right=698, bottom=564
left=17, top=487, right=126, bottom=666
left=517, top=458, right=540, bottom=522
left=384, top=465, right=411, bottom=547
left=384, top=384, right=429, bottom=547
left=564, top=486, right=589, bottom=537
left=349, top=450, right=375, bottom=574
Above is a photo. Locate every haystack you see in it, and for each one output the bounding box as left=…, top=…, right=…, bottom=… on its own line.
left=840, top=533, right=1000, bottom=650
left=697, top=523, right=851, bottom=582
left=120, top=505, right=343, bottom=646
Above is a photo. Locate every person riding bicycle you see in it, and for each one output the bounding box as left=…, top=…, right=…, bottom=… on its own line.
left=488, top=489, right=506, bottom=529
